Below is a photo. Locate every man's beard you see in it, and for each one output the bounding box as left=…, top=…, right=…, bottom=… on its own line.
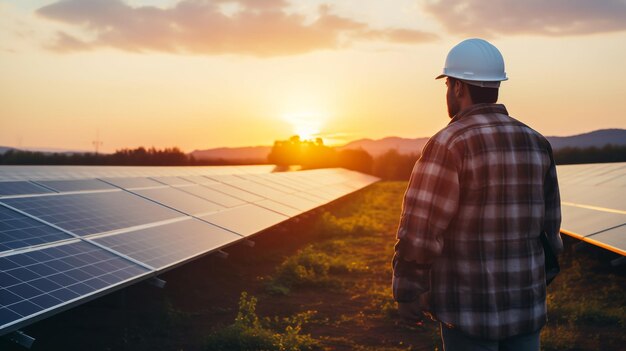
left=447, top=89, right=460, bottom=118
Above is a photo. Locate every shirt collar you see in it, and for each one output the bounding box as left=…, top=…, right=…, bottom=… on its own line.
left=449, top=103, right=508, bottom=124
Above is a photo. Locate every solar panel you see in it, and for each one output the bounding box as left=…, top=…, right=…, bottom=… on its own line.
left=576, top=165, right=626, bottom=186
left=0, top=206, right=73, bottom=253
left=0, top=165, right=276, bottom=182
left=0, top=182, right=54, bottom=197
left=34, top=179, right=117, bottom=193
left=558, top=162, right=626, bottom=256
left=560, top=188, right=625, bottom=212
left=0, top=166, right=380, bottom=337
left=131, top=187, right=225, bottom=216
left=0, top=240, right=150, bottom=333
left=242, top=175, right=337, bottom=203
left=200, top=204, right=288, bottom=236
left=91, top=218, right=241, bottom=271
left=560, top=204, right=626, bottom=236
left=0, top=191, right=184, bottom=236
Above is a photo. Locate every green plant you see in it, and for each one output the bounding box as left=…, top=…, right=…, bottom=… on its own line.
left=204, top=292, right=319, bottom=351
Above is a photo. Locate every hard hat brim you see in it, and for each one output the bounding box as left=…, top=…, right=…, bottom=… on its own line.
left=435, top=74, right=502, bottom=88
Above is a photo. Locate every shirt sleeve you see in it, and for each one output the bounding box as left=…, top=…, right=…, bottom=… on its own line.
left=543, top=144, right=563, bottom=254
left=392, top=138, right=461, bottom=303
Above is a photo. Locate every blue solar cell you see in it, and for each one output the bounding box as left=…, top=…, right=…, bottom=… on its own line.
left=0, top=205, right=73, bottom=253
left=93, top=218, right=241, bottom=270
left=0, top=191, right=183, bottom=236
left=0, top=240, right=150, bottom=332
left=0, top=181, right=54, bottom=196
left=35, top=179, right=117, bottom=192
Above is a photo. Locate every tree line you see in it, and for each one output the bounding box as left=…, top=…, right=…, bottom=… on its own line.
left=0, top=147, right=262, bottom=167
left=1, top=139, right=624, bottom=180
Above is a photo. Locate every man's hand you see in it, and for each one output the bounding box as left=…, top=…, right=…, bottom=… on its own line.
left=397, top=292, right=430, bottom=322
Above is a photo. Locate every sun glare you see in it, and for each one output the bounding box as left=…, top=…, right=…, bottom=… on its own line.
left=282, top=111, right=326, bottom=140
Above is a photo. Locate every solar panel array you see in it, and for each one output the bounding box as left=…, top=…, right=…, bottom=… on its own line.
left=0, top=166, right=378, bottom=335
left=557, top=162, right=626, bottom=256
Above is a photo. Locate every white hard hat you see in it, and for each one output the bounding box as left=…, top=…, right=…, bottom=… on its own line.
left=436, top=38, right=508, bottom=88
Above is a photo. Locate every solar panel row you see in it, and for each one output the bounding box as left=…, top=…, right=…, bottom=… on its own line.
left=557, top=162, right=626, bottom=256
left=0, top=167, right=379, bottom=335
left=0, top=165, right=276, bottom=182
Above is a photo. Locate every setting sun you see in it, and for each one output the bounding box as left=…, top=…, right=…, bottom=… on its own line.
left=282, top=111, right=327, bottom=140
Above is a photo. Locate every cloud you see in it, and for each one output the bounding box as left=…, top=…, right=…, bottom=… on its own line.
left=423, top=0, right=626, bottom=37
left=36, top=0, right=437, bottom=56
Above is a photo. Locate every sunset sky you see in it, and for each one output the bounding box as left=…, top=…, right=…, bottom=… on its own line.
left=1, top=0, right=625, bottom=153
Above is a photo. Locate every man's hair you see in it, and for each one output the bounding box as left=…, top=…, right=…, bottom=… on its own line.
left=449, top=77, right=499, bottom=104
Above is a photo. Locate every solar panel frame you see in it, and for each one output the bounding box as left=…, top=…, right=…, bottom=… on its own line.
left=130, top=187, right=225, bottom=216
left=199, top=204, right=289, bottom=237
left=91, top=218, right=242, bottom=271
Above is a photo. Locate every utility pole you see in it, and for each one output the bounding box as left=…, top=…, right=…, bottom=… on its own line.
left=92, top=130, right=103, bottom=154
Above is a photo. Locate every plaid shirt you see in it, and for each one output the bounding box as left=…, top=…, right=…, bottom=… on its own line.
left=392, top=103, right=563, bottom=340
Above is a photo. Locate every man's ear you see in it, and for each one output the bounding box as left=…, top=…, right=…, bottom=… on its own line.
left=454, top=80, right=464, bottom=98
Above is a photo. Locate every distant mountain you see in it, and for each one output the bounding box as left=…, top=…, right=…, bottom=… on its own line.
left=337, top=136, right=428, bottom=157
left=546, top=129, right=626, bottom=150
left=190, top=146, right=271, bottom=161
left=337, top=129, right=626, bottom=156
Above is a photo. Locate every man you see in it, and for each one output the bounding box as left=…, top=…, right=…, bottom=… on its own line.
left=392, top=38, right=563, bottom=350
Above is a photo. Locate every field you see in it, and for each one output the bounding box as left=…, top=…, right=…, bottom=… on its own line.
left=2, top=182, right=625, bottom=350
